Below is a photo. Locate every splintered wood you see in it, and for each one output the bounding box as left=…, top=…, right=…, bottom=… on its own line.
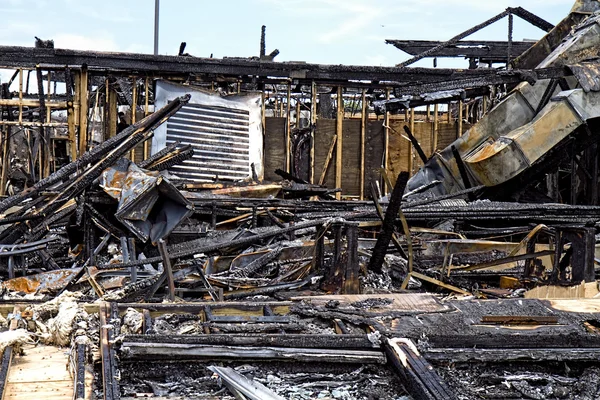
left=4, top=345, right=72, bottom=400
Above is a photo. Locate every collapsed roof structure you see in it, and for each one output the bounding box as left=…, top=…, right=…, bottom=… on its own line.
left=0, top=1, right=600, bottom=399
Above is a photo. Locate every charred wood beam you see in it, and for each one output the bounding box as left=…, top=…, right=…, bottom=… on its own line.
left=481, top=315, right=558, bottom=325
left=122, top=334, right=378, bottom=349
left=146, top=146, right=193, bottom=171
left=99, top=302, right=120, bottom=400
left=414, top=332, right=600, bottom=349
left=392, top=68, right=570, bottom=97
left=386, top=40, right=533, bottom=62
left=119, top=342, right=387, bottom=364
left=342, top=222, right=360, bottom=294
left=451, top=145, right=473, bottom=194
left=117, top=301, right=293, bottom=314
left=0, top=347, right=12, bottom=399
left=535, top=78, right=560, bottom=115
left=74, top=342, right=86, bottom=400
left=204, top=306, right=289, bottom=323
left=260, top=25, right=266, bottom=58
left=404, top=126, right=428, bottom=164
left=510, top=6, right=554, bottom=32
left=398, top=9, right=512, bottom=67
left=138, top=141, right=180, bottom=168
left=398, top=7, right=552, bottom=67
left=368, top=172, right=409, bottom=274
left=371, top=183, right=408, bottom=259
left=385, top=338, right=456, bottom=400
left=0, top=45, right=567, bottom=87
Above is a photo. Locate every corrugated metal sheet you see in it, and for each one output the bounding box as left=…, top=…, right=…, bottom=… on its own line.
left=166, top=103, right=251, bottom=181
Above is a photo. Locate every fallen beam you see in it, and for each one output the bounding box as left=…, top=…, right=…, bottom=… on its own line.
left=120, top=342, right=387, bottom=364
left=121, top=334, right=379, bottom=349
left=385, top=338, right=456, bottom=400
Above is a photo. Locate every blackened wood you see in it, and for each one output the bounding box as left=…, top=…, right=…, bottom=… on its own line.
left=100, top=302, right=120, bottom=400
left=343, top=222, right=360, bottom=294
left=122, top=334, right=377, bottom=349
left=451, top=145, right=472, bottom=191
left=385, top=339, right=455, bottom=400
left=368, top=172, right=409, bottom=274
left=74, top=343, right=86, bottom=400
left=120, top=342, right=386, bottom=364
left=157, top=239, right=175, bottom=301
left=0, top=347, right=12, bottom=399
left=403, top=125, right=428, bottom=164
left=142, top=309, right=152, bottom=334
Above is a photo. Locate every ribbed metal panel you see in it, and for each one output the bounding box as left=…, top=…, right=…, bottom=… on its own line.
left=165, top=103, right=251, bottom=181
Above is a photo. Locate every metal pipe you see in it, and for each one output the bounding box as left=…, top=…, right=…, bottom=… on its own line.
left=154, top=0, right=160, bottom=55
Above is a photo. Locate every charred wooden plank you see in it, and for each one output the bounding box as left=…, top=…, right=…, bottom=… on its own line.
left=385, top=338, right=455, bottom=400
left=74, top=342, right=86, bottom=400
left=120, top=342, right=386, bottom=364
left=481, top=315, right=559, bottom=325
left=99, top=302, right=120, bottom=400
left=369, top=172, right=409, bottom=274
left=0, top=347, right=12, bottom=399
left=386, top=40, right=533, bottom=62
left=121, top=334, right=378, bottom=349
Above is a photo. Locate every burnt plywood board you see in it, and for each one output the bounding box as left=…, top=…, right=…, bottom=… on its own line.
left=342, top=119, right=361, bottom=196
left=314, top=119, right=336, bottom=188
left=264, top=117, right=286, bottom=181
left=364, top=120, right=384, bottom=198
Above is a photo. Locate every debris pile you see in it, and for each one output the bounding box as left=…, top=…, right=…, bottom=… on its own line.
left=2, top=1, right=600, bottom=399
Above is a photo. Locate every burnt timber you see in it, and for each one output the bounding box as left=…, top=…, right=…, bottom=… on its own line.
left=2, top=1, right=600, bottom=399
left=386, top=40, right=535, bottom=64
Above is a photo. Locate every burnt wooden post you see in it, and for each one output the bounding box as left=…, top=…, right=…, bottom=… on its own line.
left=157, top=239, right=176, bottom=301
left=342, top=222, right=360, bottom=294
left=128, top=238, right=137, bottom=283
left=333, top=221, right=344, bottom=266
left=211, top=201, right=217, bottom=229
left=312, top=224, right=326, bottom=272
left=142, top=309, right=153, bottom=334
left=368, top=172, right=409, bottom=274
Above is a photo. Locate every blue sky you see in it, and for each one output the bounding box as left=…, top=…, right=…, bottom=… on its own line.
left=0, top=0, right=576, bottom=71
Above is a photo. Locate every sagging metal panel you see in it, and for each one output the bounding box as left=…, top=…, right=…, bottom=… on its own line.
left=152, top=80, right=263, bottom=182
left=100, top=159, right=194, bottom=244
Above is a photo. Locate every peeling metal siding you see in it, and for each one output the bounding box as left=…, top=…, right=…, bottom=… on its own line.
left=166, top=103, right=251, bottom=181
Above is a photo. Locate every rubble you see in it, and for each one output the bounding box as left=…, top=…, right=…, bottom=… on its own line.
left=1, top=0, right=600, bottom=398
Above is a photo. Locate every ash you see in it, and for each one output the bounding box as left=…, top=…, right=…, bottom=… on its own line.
left=118, top=360, right=411, bottom=399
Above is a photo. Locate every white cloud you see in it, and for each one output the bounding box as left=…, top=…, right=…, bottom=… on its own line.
left=52, top=33, right=120, bottom=51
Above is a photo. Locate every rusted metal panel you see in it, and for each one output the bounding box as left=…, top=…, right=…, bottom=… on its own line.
left=1, top=268, right=82, bottom=294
